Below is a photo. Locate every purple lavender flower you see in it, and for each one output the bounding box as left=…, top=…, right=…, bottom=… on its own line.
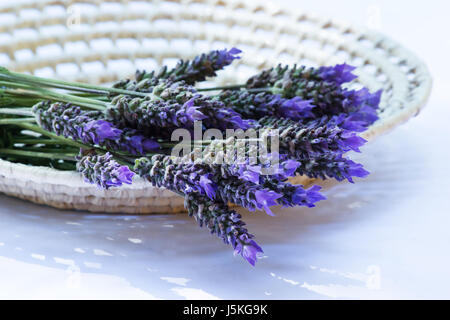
left=213, top=166, right=325, bottom=214
left=257, top=116, right=367, bottom=158
left=106, top=133, right=160, bottom=156
left=135, top=48, right=242, bottom=85
left=278, top=97, right=315, bottom=120
left=260, top=178, right=326, bottom=209
left=254, top=190, right=282, bottom=216
left=115, top=166, right=135, bottom=186
left=33, top=101, right=159, bottom=155
left=234, top=238, right=264, bottom=267
left=278, top=159, right=301, bottom=178
left=182, top=98, right=208, bottom=122
left=214, top=48, right=242, bottom=70
left=218, top=90, right=315, bottom=121
left=342, top=88, right=382, bottom=128
left=238, top=165, right=262, bottom=184
left=76, top=151, right=134, bottom=189
left=185, top=193, right=263, bottom=266
left=292, top=185, right=326, bottom=206
left=134, top=155, right=218, bottom=199
left=81, top=120, right=122, bottom=144
left=294, top=153, right=370, bottom=183
left=245, top=64, right=382, bottom=130
left=113, top=48, right=242, bottom=94
left=318, top=63, right=358, bottom=85
left=128, top=135, right=160, bottom=154
left=246, top=64, right=317, bottom=91
left=107, top=94, right=205, bottom=133
left=107, top=81, right=252, bottom=133
left=212, top=168, right=322, bottom=215
left=199, top=174, right=217, bottom=199
left=344, top=159, right=371, bottom=182
left=189, top=94, right=254, bottom=130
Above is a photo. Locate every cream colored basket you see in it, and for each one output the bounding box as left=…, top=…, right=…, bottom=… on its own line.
left=0, top=0, right=432, bottom=214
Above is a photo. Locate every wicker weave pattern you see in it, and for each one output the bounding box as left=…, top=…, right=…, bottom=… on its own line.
left=0, top=0, right=432, bottom=213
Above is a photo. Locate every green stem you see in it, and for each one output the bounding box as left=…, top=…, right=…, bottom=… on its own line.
left=110, top=152, right=139, bottom=168
left=12, top=138, right=65, bottom=145
left=14, top=146, right=79, bottom=153
left=74, top=92, right=109, bottom=101
left=0, top=96, right=40, bottom=107
left=15, top=123, right=125, bottom=160
left=0, top=148, right=76, bottom=161
left=0, top=118, right=35, bottom=124
left=1, top=88, right=107, bottom=111
left=246, top=88, right=273, bottom=93
left=199, top=86, right=273, bottom=94
left=197, top=84, right=245, bottom=91
left=15, top=122, right=88, bottom=149
left=0, top=81, right=36, bottom=90
left=0, top=68, right=149, bottom=98
left=12, top=125, right=155, bottom=162
left=41, top=89, right=107, bottom=110
left=0, top=108, right=34, bottom=116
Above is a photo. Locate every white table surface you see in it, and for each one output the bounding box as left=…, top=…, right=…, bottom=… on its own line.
left=1, top=0, right=449, bottom=299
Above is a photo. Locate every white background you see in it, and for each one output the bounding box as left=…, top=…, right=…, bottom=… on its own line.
left=0, top=0, right=449, bottom=299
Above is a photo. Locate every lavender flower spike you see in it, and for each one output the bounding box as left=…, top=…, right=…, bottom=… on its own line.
left=135, top=48, right=242, bottom=85
left=219, top=90, right=315, bottom=121
left=185, top=193, right=263, bottom=266
left=33, top=101, right=160, bottom=155
left=318, top=63, right=358, bottom=85
left=257, top=116, right=367, bottom=158
left=246, top=63, right=381, bottom=130
left=134, top=155, right=219, bottom=199
left=76, top=151, right=134, bottom=189
left=295, top=153, right=370, bottom=183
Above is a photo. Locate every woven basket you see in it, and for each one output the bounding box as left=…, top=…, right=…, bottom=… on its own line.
left=0, top=0, right=432, bottom=214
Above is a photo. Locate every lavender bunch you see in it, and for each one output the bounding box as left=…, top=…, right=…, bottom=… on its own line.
left=113, top=48, right=242, bottom=93
left=0, top=49, right=382, bottom=268
left=32, top=101, right=159, bottom=155
left=76, top=151, right=134, bottom=189
left=185, top=193, right=263, bottom=266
